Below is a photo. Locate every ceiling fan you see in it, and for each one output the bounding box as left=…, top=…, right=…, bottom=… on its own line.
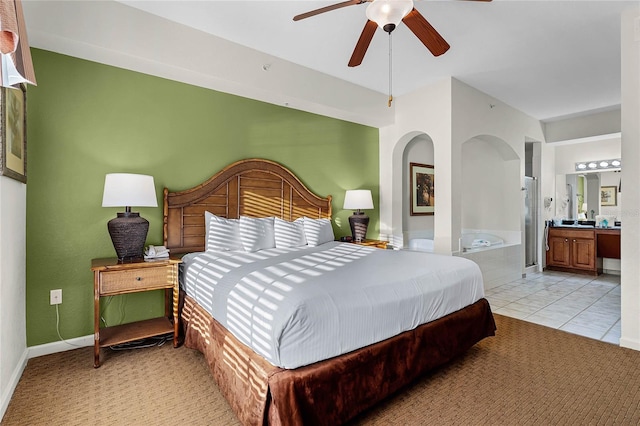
left=293, top=0, right=492, bottom=67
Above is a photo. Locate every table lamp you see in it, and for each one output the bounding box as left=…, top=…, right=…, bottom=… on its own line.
left=343, top=189, right=374, bottom=242
left=102, top=173, right=157, bottom=260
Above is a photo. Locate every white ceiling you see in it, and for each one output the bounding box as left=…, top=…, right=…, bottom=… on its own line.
left=23, top=0, right=635, bottom=122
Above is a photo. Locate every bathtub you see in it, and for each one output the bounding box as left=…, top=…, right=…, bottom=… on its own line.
left=407, top=233, right=509, bottom=254
left=459, top=233, right=504, bottom=253
left=406, top=231, right=522, bottom=289
left=408, top=238, right=434, bottom=252
left=455, top=230, right=522, bottom=290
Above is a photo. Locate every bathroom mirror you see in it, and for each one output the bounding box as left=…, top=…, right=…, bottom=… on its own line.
left=557, top=171, right=621, bottom=220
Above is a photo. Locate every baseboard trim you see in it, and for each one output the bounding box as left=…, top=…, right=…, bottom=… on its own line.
left=620, top=337, right=640, bottom=351
left=2, top=336, right=93, bottom=421
left=0, top=348, right=28, bottom=422
left=27, top=334, right=93, bottom=359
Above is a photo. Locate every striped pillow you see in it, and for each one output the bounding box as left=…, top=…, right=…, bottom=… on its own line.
left=239, top=216, right=276, bottom=252
left=274, top=217, right=307, bottom=248
left=205, top=212, right=244, bottom=252
left=302, top=217, right=334, bottom=246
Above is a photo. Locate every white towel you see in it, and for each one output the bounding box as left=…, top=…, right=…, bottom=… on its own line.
left=471, top=239, right=491, bottom=248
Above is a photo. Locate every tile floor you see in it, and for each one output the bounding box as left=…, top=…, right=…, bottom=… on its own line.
left=485, top=270, right=621, bottom=344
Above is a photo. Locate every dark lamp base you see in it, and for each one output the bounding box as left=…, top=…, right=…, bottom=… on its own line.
left=107, top=212, right=149, bottom=260
left=348, top=212, right=370, bottom=243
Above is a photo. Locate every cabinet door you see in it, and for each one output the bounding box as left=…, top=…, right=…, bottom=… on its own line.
left=548, top=236, right=571, bottom=267
left=572, top=238, right=595, bottom=270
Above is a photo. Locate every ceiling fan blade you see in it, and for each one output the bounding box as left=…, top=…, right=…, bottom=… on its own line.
left=402, top=8, right=450, bottom=57
left=348, top=20, right=378, bottom=67
left=293, top=0, right=365, bottom=21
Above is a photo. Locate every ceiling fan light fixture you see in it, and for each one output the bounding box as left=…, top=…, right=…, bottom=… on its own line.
left=366, top=0, right=414, bottom=32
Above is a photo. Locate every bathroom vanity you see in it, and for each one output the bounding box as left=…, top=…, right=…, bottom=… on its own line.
left=545, top=226, right=620, bottom=275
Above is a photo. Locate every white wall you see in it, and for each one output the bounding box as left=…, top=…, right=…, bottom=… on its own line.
left=541, top=140, right=556, bottom=223
left=461, top=137, right=520, bottom=233
left=0, top=178, right=27, bottom=420
left=23, top=0, right=393, bottom=129
left=544, top=108, right=621, bottom=143
left=553, top=137, right=621, bottom=175
left=450, top=80, right=546, bottom=259
left=379, top=78, right=452, bottom=251
left=620, top=5, right=640, bottom=351
left=380, top=78, right=545, bottom=260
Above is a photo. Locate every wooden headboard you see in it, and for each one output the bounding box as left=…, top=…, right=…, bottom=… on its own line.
left=163, top=158, right=333, bottom=253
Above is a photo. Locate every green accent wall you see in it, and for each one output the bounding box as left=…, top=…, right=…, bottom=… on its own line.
left=26, top=49, right=379, bottom=346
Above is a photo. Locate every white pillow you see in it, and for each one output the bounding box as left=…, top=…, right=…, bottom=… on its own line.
left=274, top=217, right=307, bottom=248
left=205, top=211, right=214, bottom=242
left=206, top=213, right=244, bottom=252
left=302, top=217, right=335, bottom=246
left=239, top=216, right=276, bottom=252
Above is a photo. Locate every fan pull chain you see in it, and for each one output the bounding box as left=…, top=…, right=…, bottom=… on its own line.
left=388, top=31, right=393, bottom=107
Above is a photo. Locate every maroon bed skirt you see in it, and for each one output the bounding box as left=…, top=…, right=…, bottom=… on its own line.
left=181, top=294, right=496, bottom=426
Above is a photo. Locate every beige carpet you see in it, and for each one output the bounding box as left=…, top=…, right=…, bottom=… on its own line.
left=3, top=314, right=640, bottom=426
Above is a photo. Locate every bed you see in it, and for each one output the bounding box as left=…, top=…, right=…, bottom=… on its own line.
left=163, top=158, right=496, bottom=426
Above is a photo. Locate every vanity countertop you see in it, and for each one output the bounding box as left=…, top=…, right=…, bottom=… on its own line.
left=551, top=224, right=621, bottom=230
left=551, top=224, right=622, bottom=230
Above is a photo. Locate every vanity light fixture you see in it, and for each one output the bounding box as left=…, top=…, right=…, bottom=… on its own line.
left=575, top=159, right=621, bottom=172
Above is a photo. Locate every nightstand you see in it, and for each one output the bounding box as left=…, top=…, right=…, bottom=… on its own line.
left=352, top=239, right=389, bottom=249
left=91, top=257, right=182, bottom=367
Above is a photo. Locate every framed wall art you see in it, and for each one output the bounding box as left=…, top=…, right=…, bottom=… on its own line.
left=600, top=186, right=617, bottom=207
left=410, top=162, right=434, bottom=216
left=0, top=84, right=27, bottom=183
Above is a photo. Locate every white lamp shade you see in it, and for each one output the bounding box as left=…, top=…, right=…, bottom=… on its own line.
left=343, top=189, right=374, bottom=210
left=366, top=0, right=414, bottom=29
left=102, top=173, right=158, bottom=208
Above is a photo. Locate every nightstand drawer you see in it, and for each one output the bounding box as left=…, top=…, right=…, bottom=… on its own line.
left=100, top=266, right=173, bottom=294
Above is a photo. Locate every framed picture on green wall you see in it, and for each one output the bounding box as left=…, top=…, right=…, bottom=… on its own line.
left=410, top=162, right=434, bottom=216
left=0, top=84, right=27, bottom=183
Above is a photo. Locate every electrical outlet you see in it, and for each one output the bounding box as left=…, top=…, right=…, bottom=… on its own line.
left=50, top=289, right=62, bottom=305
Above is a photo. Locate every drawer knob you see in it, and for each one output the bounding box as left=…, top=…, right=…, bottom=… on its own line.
left=136, top=277, right=142, bottom=281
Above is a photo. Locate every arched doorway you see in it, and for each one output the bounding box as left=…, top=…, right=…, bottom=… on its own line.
left=402, top=134, right=435, bottom=246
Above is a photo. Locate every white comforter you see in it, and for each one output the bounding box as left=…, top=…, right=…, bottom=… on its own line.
left=181, top=242, right=484, bottom=369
